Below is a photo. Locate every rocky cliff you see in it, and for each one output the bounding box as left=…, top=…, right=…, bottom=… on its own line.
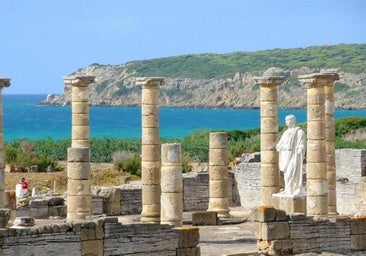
left=42, top=65, right=366, bottom=109
left=41, top=44, right=366, bottom=109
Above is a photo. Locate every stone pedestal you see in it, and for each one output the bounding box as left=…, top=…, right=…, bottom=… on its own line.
left=138, top=77, right=164, bottom=223
left=208, top=132, right=230, bottom=218
left=64, top=75, right=95, bottom=148
left=256, top=76, right=284, bottom=207
left=299, top=73, right=339, bottom=217
left=324, top=73, right=340, bottom=214
left=273, top=193, right=307, bottom=215
left=161, top=143, right=183, bottom=226
left=0, top=78, right=10, bottom=208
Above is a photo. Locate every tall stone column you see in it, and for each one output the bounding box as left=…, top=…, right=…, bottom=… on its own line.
left=64, top=76, right=94, bottom=221
left=0, top=78, right=10, bottom=208
left=256, top=76, right=284, bottom=206
left=298, top=73, right=338, bottom=217
left=137, top=77, right=165, bottom=223
left=161, top=143, right=183, bottom=226
left=324, top=73, right=340, bottom=215
left=208, top=132, right=230, bottom=218
left=64, top=76, right=95, bottom=148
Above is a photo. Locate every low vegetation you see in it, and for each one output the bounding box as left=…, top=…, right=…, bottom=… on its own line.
left=4, top=117, right=365, bottom=192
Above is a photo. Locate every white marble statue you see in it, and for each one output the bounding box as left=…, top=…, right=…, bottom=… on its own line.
left=276, top=115, right=306, bottom=196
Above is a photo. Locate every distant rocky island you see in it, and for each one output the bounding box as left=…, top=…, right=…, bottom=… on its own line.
left=41, top=44, right=366, bottom=109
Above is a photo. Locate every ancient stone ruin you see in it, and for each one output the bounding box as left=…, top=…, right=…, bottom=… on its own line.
left=0, top=73, right=365, bottom=255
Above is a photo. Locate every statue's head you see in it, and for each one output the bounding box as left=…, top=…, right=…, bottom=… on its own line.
left=285, top=115, right=296, bottom=128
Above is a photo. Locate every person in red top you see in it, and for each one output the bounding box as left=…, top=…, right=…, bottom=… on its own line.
left=21, top=177, right=28, bottom=191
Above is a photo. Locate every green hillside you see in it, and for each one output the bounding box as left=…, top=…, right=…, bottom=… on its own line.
left=123, top=44, right=366, bottom=79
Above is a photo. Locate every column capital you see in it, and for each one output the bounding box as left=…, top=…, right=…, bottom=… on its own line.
left=137, top=77, right=165, bottom=88
left=63, top=75, right=95, bottom=87
left=255, top=76, right=284, bottom=87
left=0, top=78, right=11, bottom=89
left=298, top=73, right=339, bottom=87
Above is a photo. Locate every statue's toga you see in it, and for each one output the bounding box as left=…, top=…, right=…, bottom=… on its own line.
left=276, top=115, right=306, bottom=196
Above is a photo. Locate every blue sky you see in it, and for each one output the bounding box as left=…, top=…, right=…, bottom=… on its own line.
left=1, top=0, right=365, bottom=94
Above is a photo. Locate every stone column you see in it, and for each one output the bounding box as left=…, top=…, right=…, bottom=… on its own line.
left=137, top=77, right=165, bottom=223
left=256, top=76, right=284, bottom=206
left=208, top=132, right=230, bottom=218
left=298, top=73, right=339, bottom=216
left=161, top=143, right=183, bottom=226
left=0, top=78, right=10, bottom=208
left=64, top=76, right=95, bottom=148
left=324, top=73, right=340, bottom=215
left=67, top=147, right=91, bottom=220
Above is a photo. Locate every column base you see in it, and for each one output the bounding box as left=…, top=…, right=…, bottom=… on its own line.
left=273, top=191, right=307, bottom=215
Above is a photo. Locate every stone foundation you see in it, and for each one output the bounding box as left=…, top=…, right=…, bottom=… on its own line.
left=0, top=217, right=200, bottom=256
left=251, top=206, right=366, bottom=255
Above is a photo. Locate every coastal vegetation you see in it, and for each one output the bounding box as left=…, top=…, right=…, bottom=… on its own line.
left=126, top=44, right=366, bottom=78
left=4, top=117, right=365, bottom=173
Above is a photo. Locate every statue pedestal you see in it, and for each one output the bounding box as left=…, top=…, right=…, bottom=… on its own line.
left=273, top=191, right=307, bottom=215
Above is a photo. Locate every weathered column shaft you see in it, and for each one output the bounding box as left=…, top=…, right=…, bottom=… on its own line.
left=299, top=73, right=339, bottom=217
left=138, top=77, right=164, bottom=223
left=324, top=74, right=340, bottom=214
left=256, top=76, right=284, bottom=206
left=67, top=147, right=91, bottom=220
left=161, top=143, right=183, bottom=226
left=208, top=132, right=230, bottom=218
left=0, top=78, right=10, bottom=208
left=64, top=76, right=95, bottom=148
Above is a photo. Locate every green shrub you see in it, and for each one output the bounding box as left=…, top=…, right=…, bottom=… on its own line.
left=181, top=130, right=209, bottom=162
left=114, top=153, right=141, bottom=176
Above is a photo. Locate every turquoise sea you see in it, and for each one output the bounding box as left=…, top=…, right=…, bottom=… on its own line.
left=2, top=94, right=366, bottom=141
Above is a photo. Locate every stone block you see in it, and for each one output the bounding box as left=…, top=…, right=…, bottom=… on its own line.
left=258, top=239, right=293, bottom=255
left=261, top=164, right=280, bottom=187
left=260, top=133, right=278, bottom=151
left=72, top=102, right=88, bottom=114
left=273, top=194, right=306, bottom=215
left=261, top=222, right=289, bottom=240
left=141, top=144, right=160, bottom=162
left=307, top=140, right=326, bottom=163
left=142, top=127, right=160, bottom=144
left=174, top=226, right=200, bottom=248
left=209, top=179, right=228, bottom=198
left=142, top=87, right=158, bottom=104
left=161, top=166, right=183, bottom=193
left=307, top=120, right=325, bottom=140
left=209, top=165, right=227, bottom=180
left=67, top=147, right=90, bottom=162
left=209, top=148, right=227, bottom=166
left=351, top=234, right=366, bottom=250
left=250, top=206, right=277, bottom=222
left=141, top=104, right=158, bottom=116
left=192, top=211, right=217, bottom=226
left=72, top=113, right=89, bottom=126
left=261, top=117, right=278, bottom=134
left=161, top=143, right=182, bottom=165
left=307, top=195, right=328, bottom=216
left=141, top=161, right=160, bottom=185
left=260, top=101, right=278, bottom=118
left=81, top=240, right=103, bottom=256
left=307, top=179, right=328, bottom=196
left=67, top=162, right=91, bottom=179
left=350, top=217, right=366, bottom=235
left=142, top=185, right=161, bottom=204
left=176, top=247, right=201, bottom=256
left=307, top=104, right=325, bottom=121
left=209, top=132, right=227, bottom=149
left=68, top=179, right=91, bottom=196
left=260, top=150, right=278, bottom=164
left=141, top=114, right=158, bottom=128
left=306, top=163, right=327, bottom=179
left=72, top=125, right=90, bottom=140
left=260, top=86, right=277, bottom=101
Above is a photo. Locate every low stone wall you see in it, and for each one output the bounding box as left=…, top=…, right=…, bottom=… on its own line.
left=336, top=149, right=366, bottom=215
left=182, top=172, right=239, bottom=211
left=251, top=206, right=366, bottom=255
left=235, top=162, right=261, bottom=210
left=0, top=217, right=200, bottom=256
